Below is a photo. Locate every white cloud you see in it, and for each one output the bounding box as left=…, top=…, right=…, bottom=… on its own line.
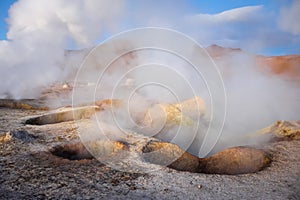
left=188, top=5, right=263, bottom=25
left=184, top=5, right=268, bottom=50
left=278, top=0, right=300, bottom=35
left=217, top=5, right=263, bottom=22
left=183, top=4, right=300, bottom=55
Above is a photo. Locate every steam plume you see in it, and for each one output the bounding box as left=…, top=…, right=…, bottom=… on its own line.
left=0, top=1, right=299, bottom=157
left=0, top=0, right=124, bottom=98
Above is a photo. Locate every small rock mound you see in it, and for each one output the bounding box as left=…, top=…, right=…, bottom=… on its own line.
left=25, top=106, right=99, bottom=125
left=142, top=141, right=200, bottom=173
left=199, top=146, right=272, bottom=175
left=271, top=121, right=300, bottom=141
left=0, top=130, right=37, bottom=143
left=142, top=141, right=271, bottom=175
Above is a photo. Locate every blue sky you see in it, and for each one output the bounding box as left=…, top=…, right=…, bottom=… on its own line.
left=0, top=0, right=15, bottom=40
left=189, top=0, right=282, bottom=13
left=0, top=0, right=299, bottom=55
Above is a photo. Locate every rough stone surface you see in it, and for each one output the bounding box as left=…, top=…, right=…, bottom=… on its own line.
left=0, top=104, right=300, bottom=199
left=199, top=146, right=271, bottom=175
left=142, top=141, right=200, bottom=173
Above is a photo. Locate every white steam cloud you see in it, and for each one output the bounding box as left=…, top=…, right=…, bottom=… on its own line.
left=0, top=0, right=124, bottom=98
left=0, top=1, right=299, bottom=157
left=209, top=50, right=300, bottom=154
left=278, top=0, right=300, bottom=35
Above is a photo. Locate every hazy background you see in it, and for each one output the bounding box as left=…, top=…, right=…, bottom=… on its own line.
left=0, top=0, right=299, bottom=156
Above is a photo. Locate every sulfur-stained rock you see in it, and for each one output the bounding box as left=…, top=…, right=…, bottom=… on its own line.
left=142, top=141, right=200, bottom=173
left=174, top=96, right=206, bottom=119
left=141, top=104, right=194, bottom=129
left=84, top=140, right=128, bottom=159
left=253, top=120, right=300, bottom=141
left=94, top=97, right=206, bottom=127
left=95, top=99, right=124, bottom=110
left=20, top=97, right=274, bottom=175
left=141, top=96, right=206, bottom=129
left=141, top=141, right=271, bottom=175
left=0, top=130, right=37, bottom=143
left=199, top=146, right=272, bottom=175
left=25, top=106, right=99, bottom=125
left=50, top=140, right=128, bottom=160
left=269, top=121, right=300, bottom=141
left=0, top=134, right=11, bottom=143
left=0, top=99, right=49, bottom=110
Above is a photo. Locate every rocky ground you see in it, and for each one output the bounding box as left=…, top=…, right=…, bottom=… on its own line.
left=0, top=102, right=300, bottom=200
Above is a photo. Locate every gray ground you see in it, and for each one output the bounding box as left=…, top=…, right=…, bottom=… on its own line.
left=0, top=107, right=299, bottom=200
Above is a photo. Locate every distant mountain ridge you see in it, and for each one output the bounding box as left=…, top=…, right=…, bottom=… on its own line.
left=206, top=44, right=300, bottom=80
left=64, top=44, right=300, bottom=81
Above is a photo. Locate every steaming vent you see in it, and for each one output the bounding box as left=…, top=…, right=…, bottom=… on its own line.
left=50, top=140, right=128, bottom=161
left=25, top=106, right=99, bottom=125
left=50, top=142, right=94, bottom=160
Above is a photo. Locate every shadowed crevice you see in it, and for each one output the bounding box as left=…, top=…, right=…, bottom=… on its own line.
left=50, top=142, right=94, bottom=160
